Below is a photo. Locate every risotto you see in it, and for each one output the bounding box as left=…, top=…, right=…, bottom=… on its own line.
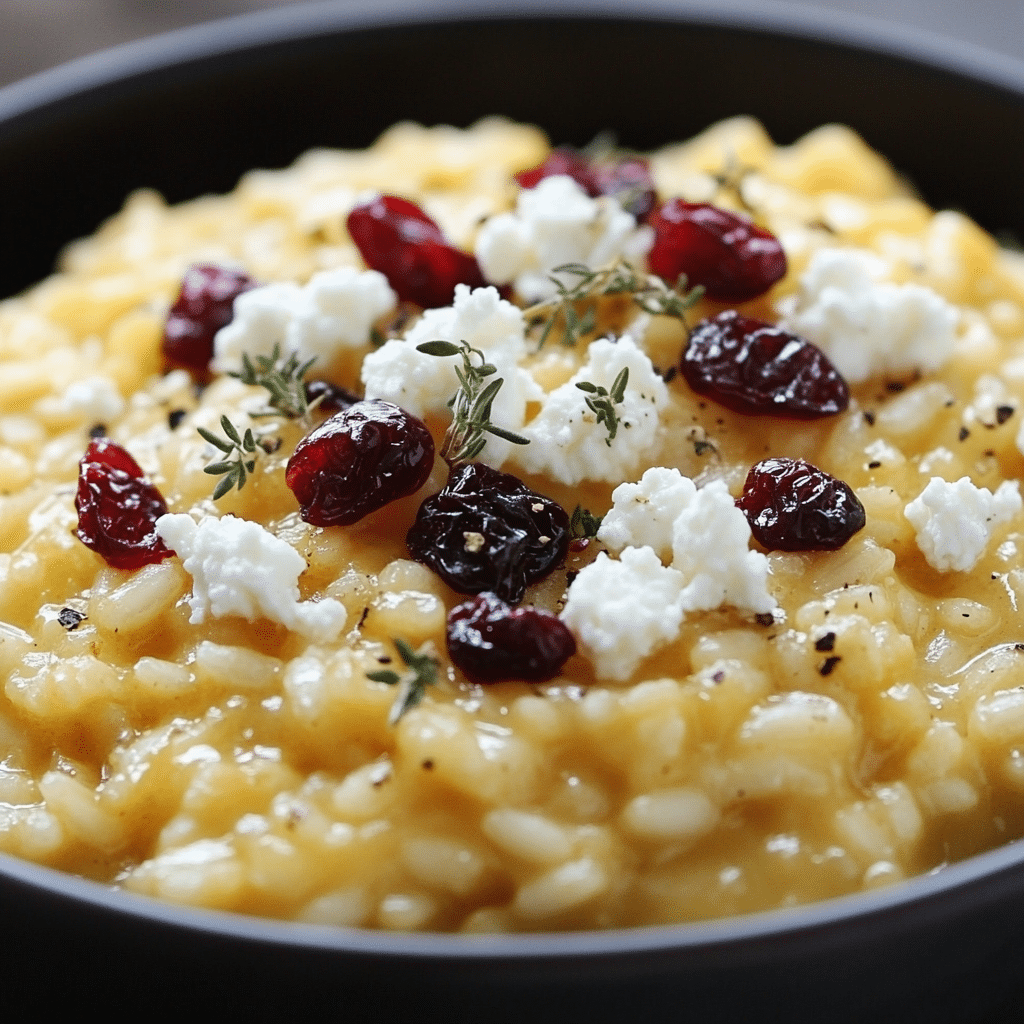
left=2, top=116, right=1024, bottom=932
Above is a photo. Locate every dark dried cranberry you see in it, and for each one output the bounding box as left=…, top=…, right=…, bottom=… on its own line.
left=304, top=379, right=359, bottom=415
left=736, top=457, right=865, bottom=551
left=515, top=148, right=658, bottom=220
left=447, top=592, right=576, bottom=683
left=75, top=438, right=173, bottom=570
left=682, top=310, right=848, bottom=419
left=407, top=462, right=569, bottom=604
left=648, top=200, right=786, bottom=302
left=347, top=196, right=485, bottom=309
left=161, top=264, right=257, bottom=371
left=285, top=400, right=434, bottom=527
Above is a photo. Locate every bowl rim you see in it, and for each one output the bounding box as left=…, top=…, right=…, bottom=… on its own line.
left=3, top=0, right=1024, bottom=961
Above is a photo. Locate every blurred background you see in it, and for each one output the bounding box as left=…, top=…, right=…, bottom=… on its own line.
left=1, top=0, right=1023, bottom=89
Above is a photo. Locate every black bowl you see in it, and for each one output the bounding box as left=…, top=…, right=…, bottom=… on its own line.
left=2, top=2, right=1024, bottom=1020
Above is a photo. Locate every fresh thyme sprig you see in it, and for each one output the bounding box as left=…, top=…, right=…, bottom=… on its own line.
left=366, top=638, right=440, bottom=725
left=523, top=259, right=705, bottom=351
left=197, top=415, right=263, bottom=500
left=569, top=505, right=603, bottom=540
left=415, top=339, right=529, bottom=466
left=576, top=366, right=629, bottom=447
left=230, top=343, right=318, bottom=421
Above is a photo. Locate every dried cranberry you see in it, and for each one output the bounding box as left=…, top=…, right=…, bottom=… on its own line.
left=682, top=310, right=848, bottom=419
left=407, top=462, right=569, bottom=604
left=648, top=200, right=786, bottom=302
left=346, top=195, right=485, bottom=309
left=161, top=264, right=257, bottom=371
left=736, top=457, right=865, bottom=551
left=285, top=400, right=434, bottom=527
left=304, top=379, right=359, bottom=415
left=515, top=148, right=658, bottom=220
left=75, top=438, right=173, bottom=570
left=447, top=592, right=576, bottom=683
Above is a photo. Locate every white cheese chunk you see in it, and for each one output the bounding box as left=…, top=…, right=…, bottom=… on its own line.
left=904, top=476, right=1022, bottom=573
left=475, top=175, right=652, bottom=302
left=511, top=336, right=667, bottom=485
left=59, top=374, right=125, bottom=423
left=212, top=267, right=395, bottom=374
left=559, top=547, right=686, bottom=681
left=361, top=285, right=541, bottom=465
left=598, top=467, right=698, bottom=563
left=671, top=479, right=775, bottom=615
left=779, top=247, right=958, bottom=384
left=154, top=513, right=346, bottom=642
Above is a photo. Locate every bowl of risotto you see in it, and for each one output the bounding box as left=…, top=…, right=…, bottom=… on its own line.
left=3, top=0, right=1024, bottom=1019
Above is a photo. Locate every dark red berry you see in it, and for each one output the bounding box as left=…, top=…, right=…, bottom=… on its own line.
left=161, top=264, right=257, bottom=371
left=736, top=457, right=865, bottom=551
left=75, top=438, right=173, bottom=570
left=446, top=592, right=576, bottom=683
left=407, top=462, right=569, bottom=604
left=515, top=148, right=658, bottom=220
left=346, top=195, right=486, bottom=309
left=648, top=200, right=786, bottom=302
left=285, top=400, right=434, bottom=527
left=304, top=379, right=360, bottom=415
left=682, top=310, right=848, bottom=419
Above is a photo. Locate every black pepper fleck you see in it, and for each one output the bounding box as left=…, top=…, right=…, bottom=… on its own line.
left=814, top=632, right=836, bottom=652
left=168, top=408, right=187, bottom=430
left=818, top=656, right=842, bottom=676
left=863, top=411, right=876, bottom=426
left=57, top=608, right=85, bottom=631
left=421, top=759, right=434, bottom=770
left=867, top=460, right=882, bottom=469
left=997, top=405, right=1015, bottom=425
left=87, top=423, right=107, bottom=438
left=755, top=612, right=775, bottom=627
left=959, top=426, right=970, bottom=441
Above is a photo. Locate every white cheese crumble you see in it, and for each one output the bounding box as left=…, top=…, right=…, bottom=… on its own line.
left=598, top=466, right=699, bottom=563
left=59, top=375, right=126, bottom=423
left=904, top=476, right=1022, bottom=572
left=474, top=175, right=653, bottom=302
left=565, top=473, right=774, bottom=679
left=510, top=336, right=667, bottom=485
left=559, top=547, right=685, bottom=682
left=154, top=513, right=346, bottom=642
left=360, top=285, right=541, bottom=466
left=212, top=267, right=396, bottom=374
left=778, top=247, right=958, bottom=384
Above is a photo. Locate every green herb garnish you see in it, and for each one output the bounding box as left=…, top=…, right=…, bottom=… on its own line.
left=569, top=505, right=603, bottom=540
left=415, top=339, right=529, bottom=466
left=230, top=343, right=318, bottom=421
left=197, top=415, right=263, bottom=500
left=366, top=638, right=440, bottom=725
left=576, top=366, right=629, bottom=446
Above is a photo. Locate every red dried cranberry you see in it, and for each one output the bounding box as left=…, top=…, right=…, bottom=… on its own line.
left=682, top=310, right=848, bottom=419
left=736, top=457, right=865, bottom=551
left=75, top=438, right=173, bottom=570
left=304, top=379, right=359, bottom=415
left=407, top=462, right=569, bottom=604
left=346, top=196, right=485, bottom=309
left=285, top=400, right=434, bottom=527
left=161, top=264, right=257, bottom=371
left=447, top=592, right=576, bottom=683
left=515, top=148, right=658, bottom=220
left=648, top=200, right=786, bottom=302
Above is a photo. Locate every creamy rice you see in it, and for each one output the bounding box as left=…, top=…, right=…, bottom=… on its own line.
left=3, top=116, right=1024, bottom=931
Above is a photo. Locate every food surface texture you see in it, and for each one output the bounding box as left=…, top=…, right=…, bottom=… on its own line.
left=3, top=116, right=1024, bottom=932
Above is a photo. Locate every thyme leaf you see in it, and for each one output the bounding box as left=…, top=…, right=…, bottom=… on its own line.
left=576, top=366, right=629, bottom=446
left=230, top=343, right=319, bottom=421
left=367, top=638, right=440, bottom=725
left=416, top=339, right=530, bottom=466
left=198, top=415, right=261, bottom=500
left=569, top=505, right=603, bottom=540
left=523, top=259, right=705, bottom=351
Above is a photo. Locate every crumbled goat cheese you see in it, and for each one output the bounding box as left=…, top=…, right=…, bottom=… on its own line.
left=475, top=175, right=653, bottom=302
left=511, top=336, right=667, bottom=485
left=778, top=247, right=958, bottom=384
left=58, top=375, right=125, bottom=422
left=213, top=267, right=395, bottom=374
left=598, top=467, right=699, bottom=563
left=361, top=285, right=541, bottom=465
left=559, top=547, right=685, bottom=681
left=155, top=513, right=346, bottom=641
left=671, top=479, right=775, bottom=614
left=904, top=476, right=1022, bottom=572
